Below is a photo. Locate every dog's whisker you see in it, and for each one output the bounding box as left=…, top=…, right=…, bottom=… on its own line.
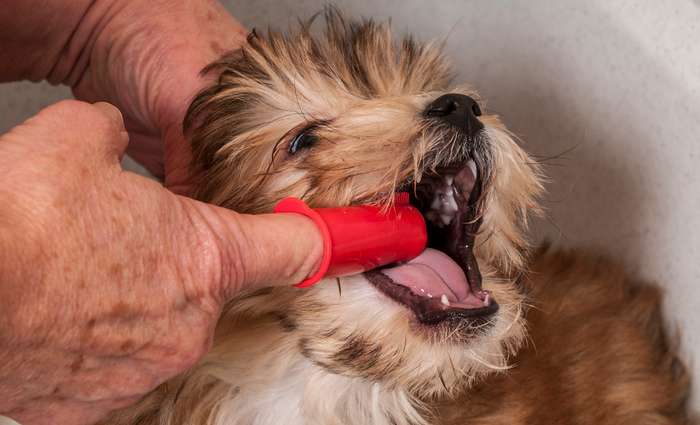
left=529, top=144, right=580, bottom=164
left=467, top=349, right=512, bottom=372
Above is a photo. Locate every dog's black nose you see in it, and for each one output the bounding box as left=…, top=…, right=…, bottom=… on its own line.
left=424, top=93, right=484, bottom=137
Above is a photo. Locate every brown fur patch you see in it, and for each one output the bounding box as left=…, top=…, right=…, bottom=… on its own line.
left=437, top=248, right=691, bottom=425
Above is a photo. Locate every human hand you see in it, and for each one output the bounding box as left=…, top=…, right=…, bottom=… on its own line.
left=0, top=101, right=322, bottom=425
left=54, top=0, right=248, bottom=193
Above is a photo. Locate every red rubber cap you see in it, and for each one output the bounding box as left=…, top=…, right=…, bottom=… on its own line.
left=274, top=193, right=427, bottom=287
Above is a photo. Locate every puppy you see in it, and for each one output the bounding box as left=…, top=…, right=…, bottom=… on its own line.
left=103, top=10, right=691, bottom=425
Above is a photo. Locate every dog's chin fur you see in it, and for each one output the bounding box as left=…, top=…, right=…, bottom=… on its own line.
left=102, top=9, right=690, bottom=425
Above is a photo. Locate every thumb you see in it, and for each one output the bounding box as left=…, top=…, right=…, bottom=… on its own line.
left=177, top=197, right=324, bottom=299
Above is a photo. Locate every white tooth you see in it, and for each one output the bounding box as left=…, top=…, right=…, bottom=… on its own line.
left=467, top=159, right=477, bottom=177
left=440, top=213, right=453, bottom=225
left=430, top=192, right=442, bottom=209
left=483, top=293, right=490, bottom=306
left=446, top=195, right=458, bottom=212
left=428, top=293, right=433, bottom=298
left=420, top=288, right=425, bottom=293
left=427, top=174, right=461, bottom=228
left=441, top=294, right=450, bottom=306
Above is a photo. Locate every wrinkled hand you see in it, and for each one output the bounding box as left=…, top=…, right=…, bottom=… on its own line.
left=61, top=0, right=248, bottom=192
left=0, top=101, right=322, bottom=425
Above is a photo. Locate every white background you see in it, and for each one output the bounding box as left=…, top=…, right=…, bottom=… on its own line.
left=1, top=0, right=698, bottom=409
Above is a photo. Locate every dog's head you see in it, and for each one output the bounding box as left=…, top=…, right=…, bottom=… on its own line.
left=185, top=10, right=542, bottom=400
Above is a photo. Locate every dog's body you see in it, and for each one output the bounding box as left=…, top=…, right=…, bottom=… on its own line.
left=438, top=249, right=689, bottom=425
left=103, top=11, right=691, bottom=425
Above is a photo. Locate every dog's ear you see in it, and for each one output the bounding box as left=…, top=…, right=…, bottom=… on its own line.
left=184, top=48, right=257, bottom=175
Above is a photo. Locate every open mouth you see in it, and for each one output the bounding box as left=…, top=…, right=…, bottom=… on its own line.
left=365, top=158, right=498, bottom=325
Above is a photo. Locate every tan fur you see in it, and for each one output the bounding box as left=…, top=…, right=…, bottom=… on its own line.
left=438, top=248, right=691, bottom=425
left=102, top=9, right=690, bottom=425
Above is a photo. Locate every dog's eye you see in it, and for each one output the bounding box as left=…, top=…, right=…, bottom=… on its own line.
left=288, top=130, right=318, bottom=155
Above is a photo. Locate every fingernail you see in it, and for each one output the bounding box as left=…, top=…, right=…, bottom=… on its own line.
left=93, top=102, right=125, bottom=128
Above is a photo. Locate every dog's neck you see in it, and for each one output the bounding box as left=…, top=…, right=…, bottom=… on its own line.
left=195, top=317, right=429, bottom=425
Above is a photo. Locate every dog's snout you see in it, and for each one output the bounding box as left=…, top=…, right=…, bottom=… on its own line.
left=424, top=94, right=484, bottom=137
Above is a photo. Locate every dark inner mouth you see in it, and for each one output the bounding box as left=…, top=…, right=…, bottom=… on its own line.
left=365, top=158, right=499, bottom=325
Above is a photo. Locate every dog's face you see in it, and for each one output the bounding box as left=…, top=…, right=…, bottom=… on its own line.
left=186, top=12, right=542, bottom=400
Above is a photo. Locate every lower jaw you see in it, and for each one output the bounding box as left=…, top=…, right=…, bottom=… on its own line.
left=364, top=270, right=499, bottom=326
left=414, top=301, right=500, bottom=326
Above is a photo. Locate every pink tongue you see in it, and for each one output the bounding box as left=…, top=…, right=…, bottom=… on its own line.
left=380, top=248, right=469, bottom=302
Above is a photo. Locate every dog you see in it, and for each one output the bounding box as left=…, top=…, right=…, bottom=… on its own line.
left=103, top=10, right=691, bottom=425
